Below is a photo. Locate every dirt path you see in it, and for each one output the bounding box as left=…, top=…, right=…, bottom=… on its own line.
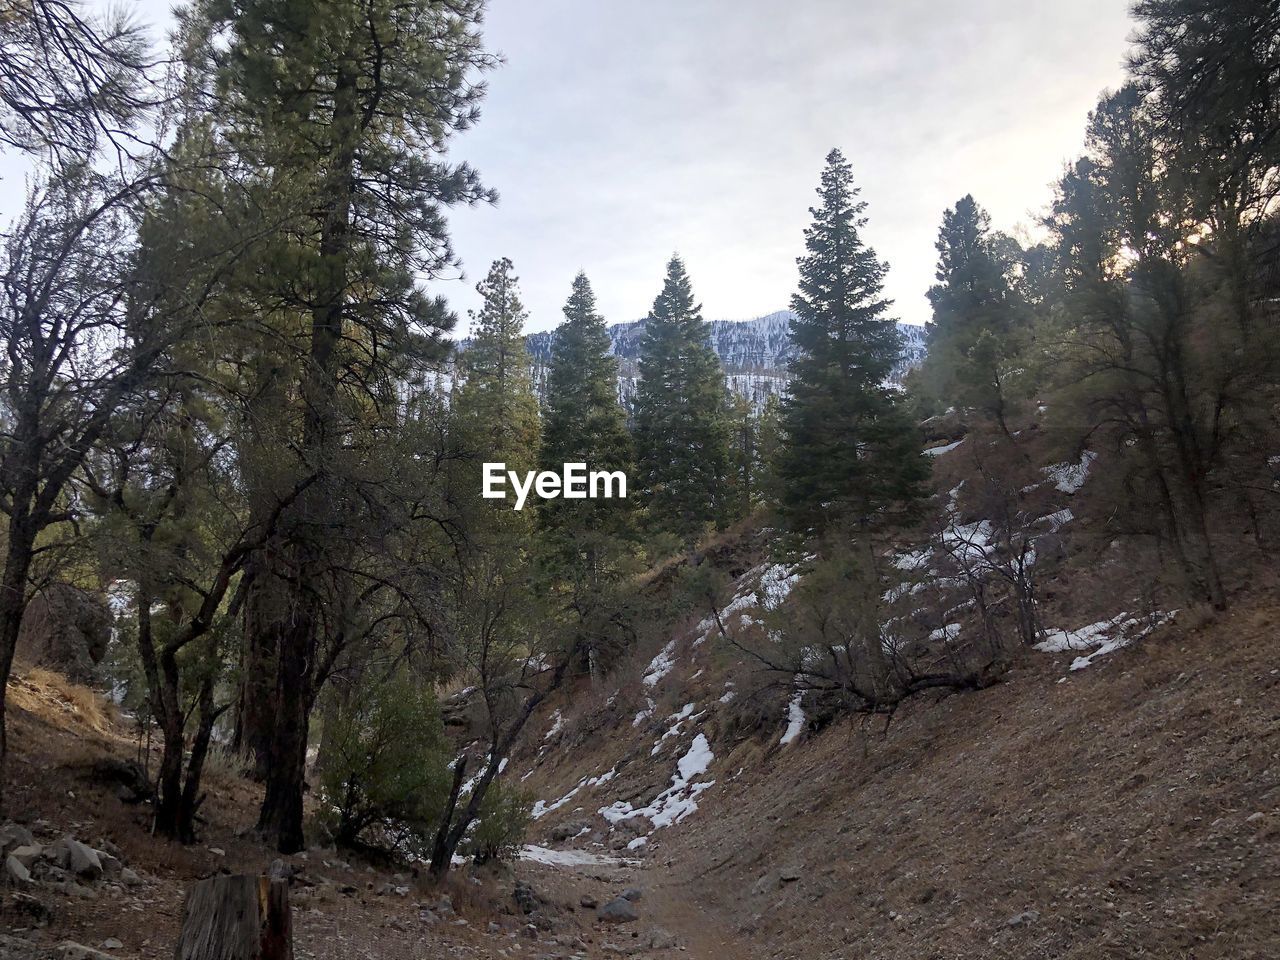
left=516, top=846, right=763, bottom=960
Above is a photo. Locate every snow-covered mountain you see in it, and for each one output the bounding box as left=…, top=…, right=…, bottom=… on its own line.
left=523, top=310, right=927, bottom=407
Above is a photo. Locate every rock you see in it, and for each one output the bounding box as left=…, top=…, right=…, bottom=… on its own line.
left=62, top=839, right=102, bottom=881
left=620, top=886, right=643, bottom=902
left=750, top=872, right=780, bottom=897
left=579, top=895, right=598, bottom=909
left=9, top=890, right=53, bottom=924
left=4, top=855, right=31, bottom=885
left=16, top=582, right=111, bottom=681
left=56, top=943, right=114, bottom=960
left=83, top=758, right=152, bottom=805
left=513, top=880, right=541, bottom=915
left=119, top=867, right=141, bottom=887
left=597, top=897, right=639, bottom=923
left=779, top=867, right=802, bottom=882
left=99, top=939, right=122, bottom=950
left=1246, top=811, right=1265, bottom=824
left=0, top=935, right=43, bottom=960
left=96, top=851, right=121, bottom=879
left=1005, top=909, right=1040, bottom=928
left=647, top=927, right=679, bottom=950
left=9, top=845, right=41, bottom=870
left=487, top=921, right=501, bottom=933
left=0, top=824, right=34, bottom=858
left=549, top=819, right=591, bottom=843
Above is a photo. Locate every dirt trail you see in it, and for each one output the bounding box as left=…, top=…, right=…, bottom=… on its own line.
left=517, top=850, right=764, bottom=960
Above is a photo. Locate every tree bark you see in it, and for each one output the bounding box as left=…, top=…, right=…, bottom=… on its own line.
left=174, top=875, right=292, bottom=960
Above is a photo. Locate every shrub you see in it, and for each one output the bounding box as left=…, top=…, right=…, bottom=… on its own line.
left=462, top=776, right=533, bottom=865
left=316, top=670, right=452, bottom=857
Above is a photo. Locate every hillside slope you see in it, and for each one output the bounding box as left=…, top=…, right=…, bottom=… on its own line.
left=515, top=579, right=1279, bottom=959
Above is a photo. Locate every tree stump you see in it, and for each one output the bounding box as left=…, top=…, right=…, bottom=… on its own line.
left=174, top=875, right=293, bottom=960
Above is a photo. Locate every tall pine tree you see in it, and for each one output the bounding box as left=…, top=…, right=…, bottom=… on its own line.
left=539, top=272, right=637, bottom=674
left=541, top=272, right=632, bottom=530
left=455, top=258, right=540, bottom=473
left=919, top=195, right=1026, bottom=433
left=776, top=149, right=926, bottom=536
left=634, top=256, right=731, bottom=546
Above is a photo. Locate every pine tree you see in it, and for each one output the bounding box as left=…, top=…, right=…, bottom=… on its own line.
left=633, top=256, right=732, bottom=546
left=539, top=273, right=638, bottom=674
left=776, top=149, right=927, bottom=536
left=541, top=272, right=633, bottom=537
left=455, top=258, right=540, bottom=473
left=919, top=195, right=1026, bottom=433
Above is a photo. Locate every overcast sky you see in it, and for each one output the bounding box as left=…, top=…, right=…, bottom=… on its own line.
left=1, top=0, right=1135, bottom=334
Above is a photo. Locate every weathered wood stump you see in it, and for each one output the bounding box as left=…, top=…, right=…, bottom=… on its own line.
left=174, top=875, right=293, bottom=960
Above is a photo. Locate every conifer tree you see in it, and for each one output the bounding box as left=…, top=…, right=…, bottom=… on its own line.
left=776, top=149, right=926, bottom=536
left=633, top=256, right=731, bottom=545
left=919, top=195, right=1026, bottom=433
left=454, top=258, right=540, bottom=472
left=541, top=273, right=632, bottom=538
left=539, top=273, right=637, bottom=674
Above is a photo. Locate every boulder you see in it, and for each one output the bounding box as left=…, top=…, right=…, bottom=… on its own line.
left=0, top=824, right=35, bottom=858
left=15, top=583, right=111, bottom=682
left=597, top=897, right=639, bottom=924
left=62, top=839, right=102, bottom=882
left=620, top=886, right=643, bottom=902
left=4, top=855, right=31, bottom=885
left=9, top=845, right=42, bottom=870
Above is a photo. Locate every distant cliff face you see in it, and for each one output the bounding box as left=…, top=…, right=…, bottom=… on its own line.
left=522, top=310, right=927, bottom=406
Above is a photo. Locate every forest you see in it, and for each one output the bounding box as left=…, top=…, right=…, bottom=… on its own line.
left=0, top=1, right=1277, bottom=957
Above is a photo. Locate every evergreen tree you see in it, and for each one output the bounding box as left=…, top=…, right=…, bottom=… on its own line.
left=539, top=272, right=638, bottom=674
left=541, top=272, right=632, bottom=538
left=633, top=256, right=732, bottom=546
left=776, top=149, right=927, bottom=536
left=919, top=195, right=1027, bottom=433
left=455, top=258, right=540, bottom=473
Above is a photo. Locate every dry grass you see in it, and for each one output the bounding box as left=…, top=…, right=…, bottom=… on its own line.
left=8, top=666, right=117, bottom=736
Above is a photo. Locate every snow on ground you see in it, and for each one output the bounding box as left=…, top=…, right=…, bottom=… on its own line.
left=632, top=696, right=655, bottom=726
left=1039, top=507, right=1075, bottom=531
left=543, top=710, right=564, bottom=741
left=600, top=734, right=716, bottom=837
left=759, top=562, right=801, bottom=609
left=643, top=639, right=679, bottom=687
left=531, top=765, right=619, bottom=819
left=651, top=703, right=700, bottom=755
left=1043, top=450, right=1098, bottom=494
left=519, top=845, right=640, bottom=868
left=780, top=691, right=805, bottom=746
left=1035, top=611, right=1176, bottom=670
left=925, top=438, right=966, bottom=457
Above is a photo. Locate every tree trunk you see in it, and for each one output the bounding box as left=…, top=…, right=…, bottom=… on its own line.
left=239, top=567, right=285, bottom=781
left=256, top=613, right=313, bottom=854
left=0, top=513, right=36, bottom=809
left=174, top=875, right=292, bottom=960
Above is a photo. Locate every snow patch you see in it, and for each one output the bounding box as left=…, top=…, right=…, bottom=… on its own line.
left=519, top=845, right=639, bottom=868
left=1043, top=450, right=1097, bottom=494
left=1035, top=611, right=1175, bottom=670
left=925, top=438, right=965, bottom=457
left=780, top=692, right=805, bottom=746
